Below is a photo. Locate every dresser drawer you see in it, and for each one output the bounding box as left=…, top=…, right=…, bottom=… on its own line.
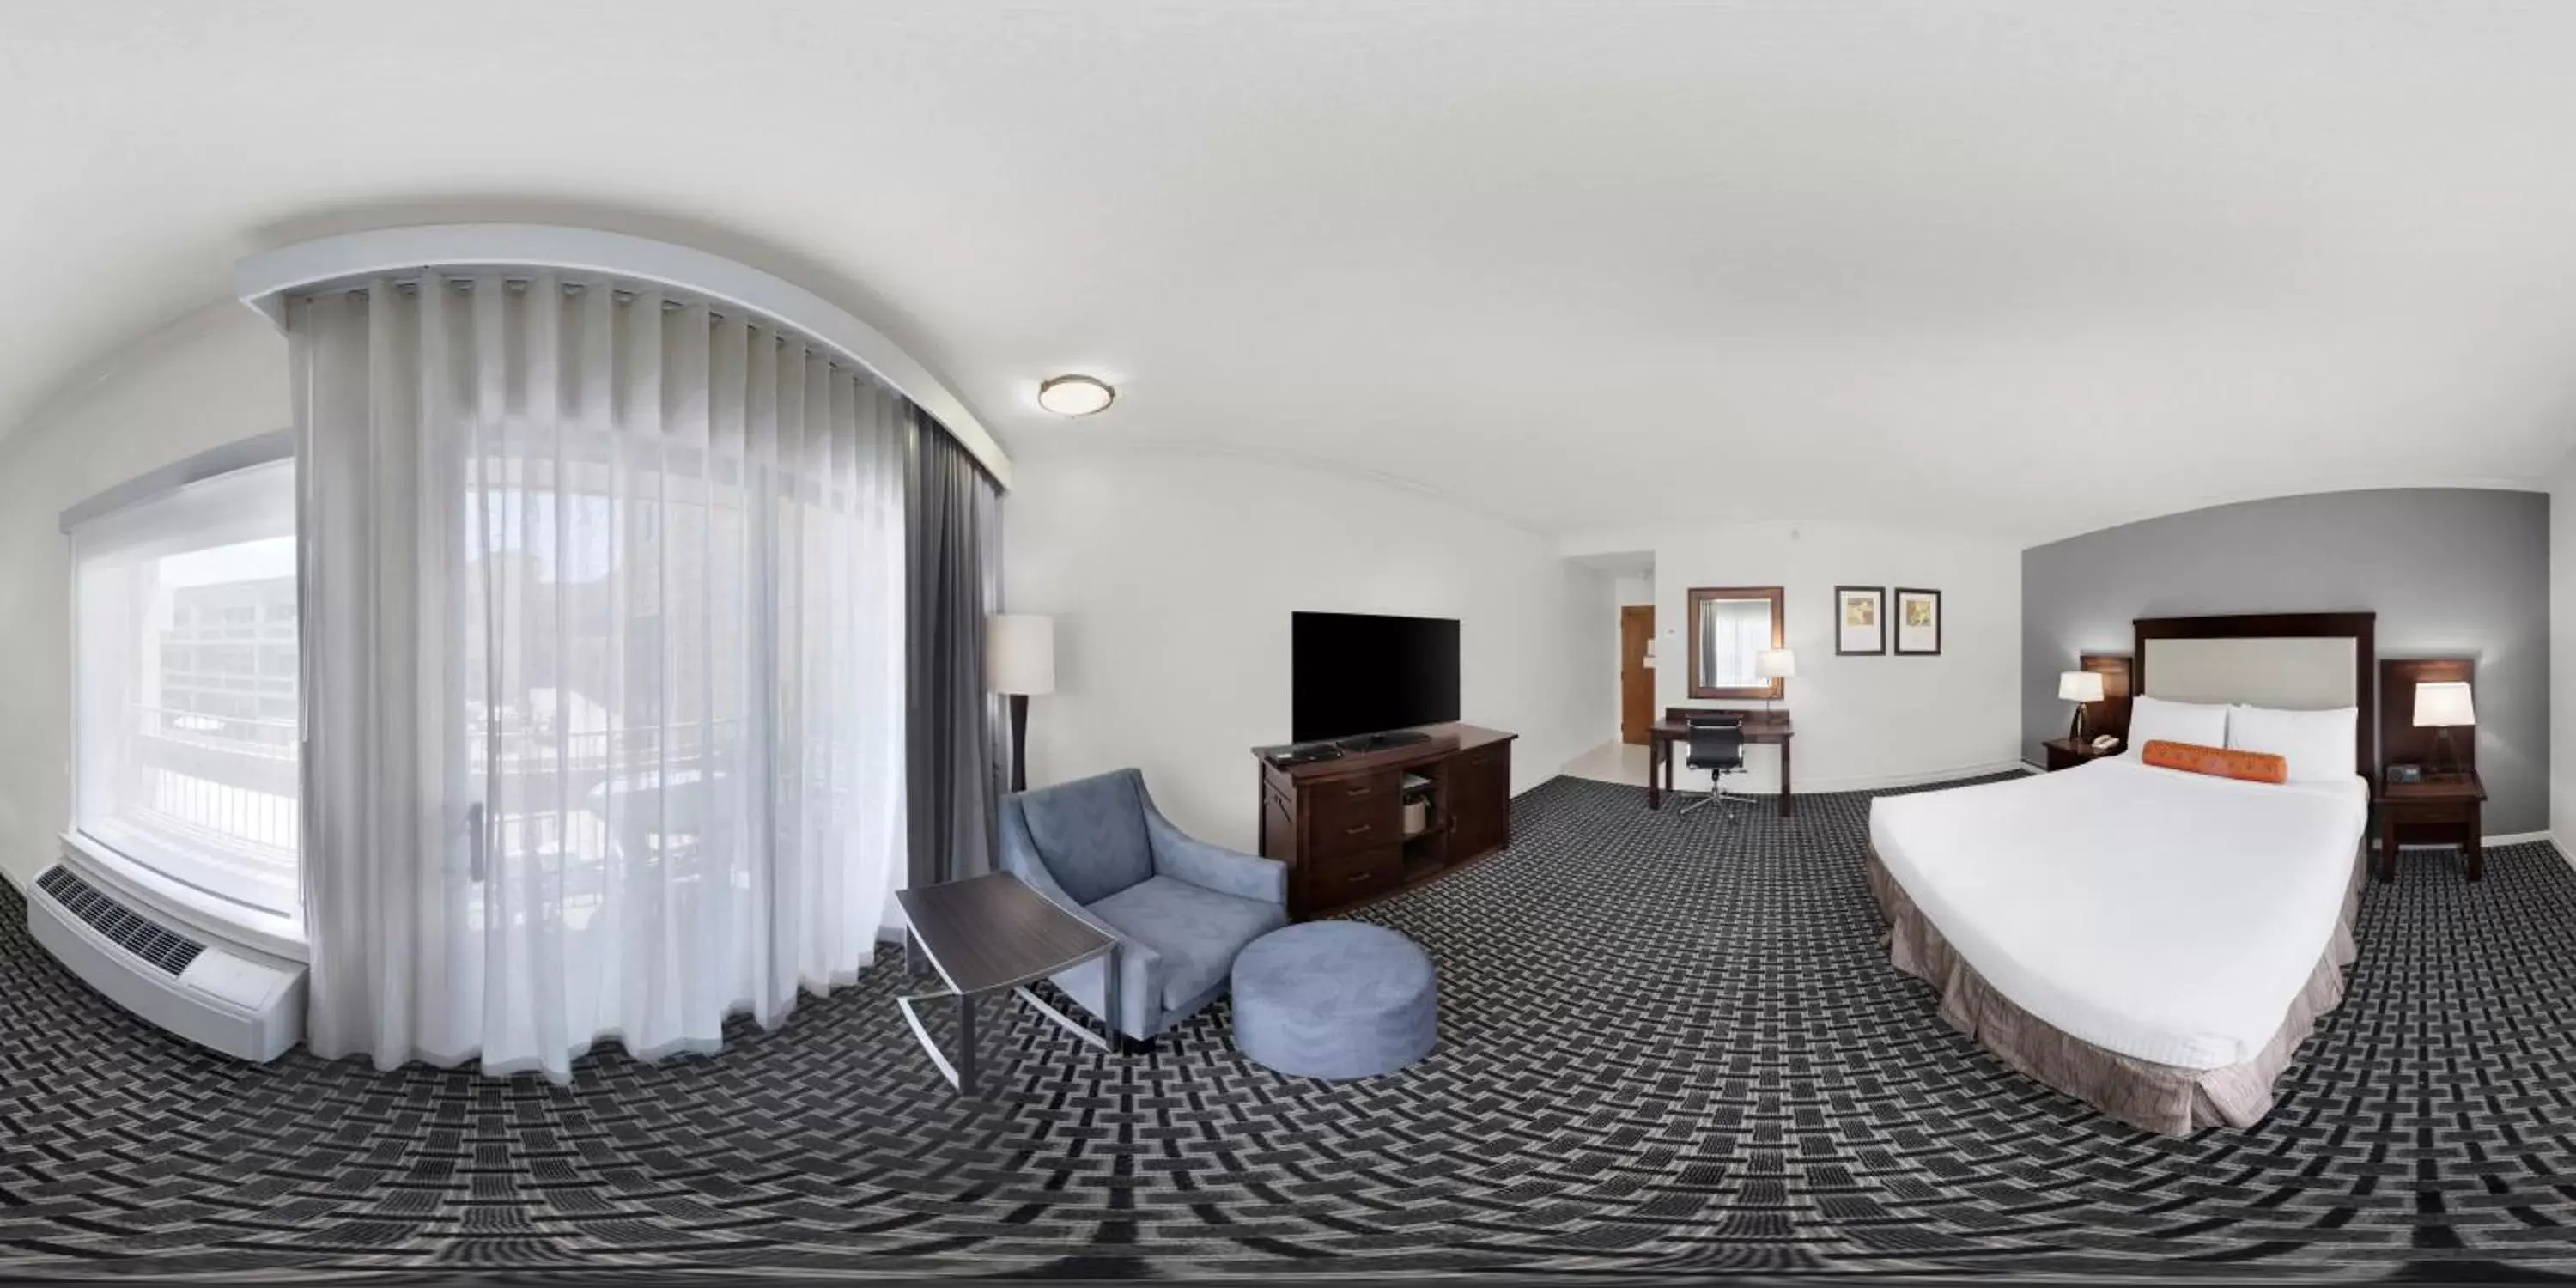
left=1306, top=843, right=1402, bottom=906
left=1305, top=770, right=1403, bottom=855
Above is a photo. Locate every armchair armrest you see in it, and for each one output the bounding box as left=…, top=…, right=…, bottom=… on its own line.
left=1144, top=800, right=1288, bottom=906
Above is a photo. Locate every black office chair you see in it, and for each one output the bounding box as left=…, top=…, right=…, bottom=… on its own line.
left=1680, top=714, right=1755, bottom=821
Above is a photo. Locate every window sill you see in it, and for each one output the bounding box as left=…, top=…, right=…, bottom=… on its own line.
left=56, top=832, right=307, bottom=965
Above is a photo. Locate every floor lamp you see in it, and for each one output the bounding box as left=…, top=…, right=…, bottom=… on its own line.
left=988, top=614, right=1055, bottom=793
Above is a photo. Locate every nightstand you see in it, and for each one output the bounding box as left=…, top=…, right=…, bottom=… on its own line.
left=2375, top=771, right=2485, bottom=882
left=2041, top=737, right=2120, bottom=771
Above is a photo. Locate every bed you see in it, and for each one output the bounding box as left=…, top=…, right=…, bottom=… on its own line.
left=1866, top=612, right=2375, bottom=1134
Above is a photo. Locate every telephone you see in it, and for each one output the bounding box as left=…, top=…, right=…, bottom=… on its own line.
left=2089, top=735, right=2122, bottom=751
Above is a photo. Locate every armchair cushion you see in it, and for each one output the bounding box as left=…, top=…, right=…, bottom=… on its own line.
left=1012, top=769, right=1155, bottom=905
left=1085, top=876, right=1287, bottom=1012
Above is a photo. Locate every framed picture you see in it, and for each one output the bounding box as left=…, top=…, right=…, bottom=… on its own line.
left=1894, top=587, right=1942, bottom=656
left=1834, top=586, right=1885, bottom=655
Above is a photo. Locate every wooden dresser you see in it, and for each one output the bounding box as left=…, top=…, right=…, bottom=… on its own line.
left=1253, top=723, right=1516, bottom=919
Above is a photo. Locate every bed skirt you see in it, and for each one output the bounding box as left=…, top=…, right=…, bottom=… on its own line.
left=1863, top=844, right=2362, bottom=1136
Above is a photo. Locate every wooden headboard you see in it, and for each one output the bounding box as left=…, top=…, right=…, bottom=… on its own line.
left=2133, top=612, right=2377, bottom=778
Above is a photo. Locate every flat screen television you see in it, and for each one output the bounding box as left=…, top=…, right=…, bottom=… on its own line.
left=1291, top=611, right=1461, bottom=744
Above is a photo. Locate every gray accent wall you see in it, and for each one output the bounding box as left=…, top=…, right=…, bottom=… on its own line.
left=2022, top=489, right=2549, bottom=835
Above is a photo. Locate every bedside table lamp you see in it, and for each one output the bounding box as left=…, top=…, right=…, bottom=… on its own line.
left=2059, top=671, right=2105, bottom=740
left=988, top=613, right=1055, bottom=793
left=2414, top=679, right=2475, bottom=776
left=1758, top=647, right=1796, bottom=713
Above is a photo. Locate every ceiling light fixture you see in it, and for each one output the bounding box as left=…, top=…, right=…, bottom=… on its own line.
left=1036, top=374, right=1115, bottom=416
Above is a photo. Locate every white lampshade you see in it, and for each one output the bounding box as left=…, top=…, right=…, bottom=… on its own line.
left=2059, top=671, right=2105, bottom=703
left=1758, top=647, right=1797, bottom=679
left=987, top=614, right=1056, bottom=696
left=2414, top=680, right=2475, bottom=728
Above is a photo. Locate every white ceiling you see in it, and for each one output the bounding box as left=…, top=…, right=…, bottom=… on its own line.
left=6, top=1, right=2576, bottom=544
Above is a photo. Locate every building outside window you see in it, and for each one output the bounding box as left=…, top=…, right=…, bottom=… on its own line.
left=70, top=457, right=300, bottom=918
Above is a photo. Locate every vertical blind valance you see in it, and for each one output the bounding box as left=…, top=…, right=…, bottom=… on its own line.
left=288, top=272, right=912, bottom=464
left=236, top=224, right=1011, bottom=489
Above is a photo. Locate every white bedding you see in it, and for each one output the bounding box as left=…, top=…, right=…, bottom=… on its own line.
left=1868, top=757, right=2366, bottom=1070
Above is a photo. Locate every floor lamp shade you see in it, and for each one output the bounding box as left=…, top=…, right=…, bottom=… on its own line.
left=988, top=614, right=1054, bottom=794
left=987, top=614, right=1055, bottom=696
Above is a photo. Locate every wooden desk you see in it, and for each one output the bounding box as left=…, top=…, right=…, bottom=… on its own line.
left=1647, top=708, right=1794, bottom=817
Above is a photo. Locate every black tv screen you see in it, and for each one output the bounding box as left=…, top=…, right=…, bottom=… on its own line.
left=1291, top=611, right=1461, bottom=743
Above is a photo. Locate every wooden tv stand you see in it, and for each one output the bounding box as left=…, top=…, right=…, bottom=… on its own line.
left=1253, top=723, right=1516, bottom=919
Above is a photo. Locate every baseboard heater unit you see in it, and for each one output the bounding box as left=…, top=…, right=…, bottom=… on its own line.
left=27, top=862, right=304, bottom=1061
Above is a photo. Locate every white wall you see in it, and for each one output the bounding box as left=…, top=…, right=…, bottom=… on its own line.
left=1564, top=519, right=2024, bottom=795
left=0, top=305, right=290, bottom=893
left=1002, top=446, right=1614, bottom=854
left=2552, top=450, right=2576, bottom=849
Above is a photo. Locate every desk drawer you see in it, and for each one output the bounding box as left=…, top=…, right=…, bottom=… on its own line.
left=1306, top=770, right=1403, bottom=854
left=1307, top=843, right=1402, bottom=906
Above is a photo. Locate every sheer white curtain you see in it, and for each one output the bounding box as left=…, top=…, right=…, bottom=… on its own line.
left=295, top=274, right=905, bottom=1079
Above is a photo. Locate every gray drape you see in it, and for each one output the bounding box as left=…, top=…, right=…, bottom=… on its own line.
left=906, top=410, right=1005, bottom=887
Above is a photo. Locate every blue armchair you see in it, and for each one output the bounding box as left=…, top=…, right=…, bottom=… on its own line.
left=999, top=769, right=1289, bottom=1043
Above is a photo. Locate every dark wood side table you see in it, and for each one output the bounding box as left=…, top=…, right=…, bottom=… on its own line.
left=2376, top=771, right=2486, bottom=882
left=895, top=872, right=1121, bottom=1097
left=2041, top=737, right=2120, bottom=772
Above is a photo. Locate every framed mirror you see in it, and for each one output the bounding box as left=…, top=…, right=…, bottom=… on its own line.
left=1688, top=586, right=1785, bottom=700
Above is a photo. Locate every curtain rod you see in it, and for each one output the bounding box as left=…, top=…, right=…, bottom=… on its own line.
left=320, top=276, right=819, bottom=318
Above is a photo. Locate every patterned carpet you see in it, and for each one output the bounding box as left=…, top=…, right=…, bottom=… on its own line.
left=8, top=773, right=2576, bottom=1280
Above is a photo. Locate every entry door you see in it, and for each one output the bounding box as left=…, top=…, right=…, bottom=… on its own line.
left=1619, top=605, right=1655, bottom=744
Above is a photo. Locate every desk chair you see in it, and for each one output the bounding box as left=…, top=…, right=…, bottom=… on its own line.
left=1680, top=714, right=1759, bottom=821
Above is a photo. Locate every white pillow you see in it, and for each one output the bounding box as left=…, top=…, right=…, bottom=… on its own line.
left=2126, top=695, right=2229, bottom=754
left=2227, top=703, right=2357, bottom=784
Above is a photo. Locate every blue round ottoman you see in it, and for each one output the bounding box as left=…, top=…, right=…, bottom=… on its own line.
left=1231, top=922, right=1438, bottom=1080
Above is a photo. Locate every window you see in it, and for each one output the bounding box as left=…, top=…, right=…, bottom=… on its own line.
left=72, top=458, right=299, bottom=917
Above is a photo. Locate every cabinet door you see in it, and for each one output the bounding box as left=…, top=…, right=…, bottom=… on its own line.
left=1450, top=744, right=1511, bottom=856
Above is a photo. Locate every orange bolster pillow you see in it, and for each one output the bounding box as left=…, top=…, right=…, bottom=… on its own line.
left=2141, top=739, right=2287, bottom=785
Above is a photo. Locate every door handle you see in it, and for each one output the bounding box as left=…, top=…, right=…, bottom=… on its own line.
left=468, top=800, right=488, bottom=883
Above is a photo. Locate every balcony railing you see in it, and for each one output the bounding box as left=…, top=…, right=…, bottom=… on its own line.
left=118, top=706, right=298, bottom=875
left=113, top=706, right=863, bottom=907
